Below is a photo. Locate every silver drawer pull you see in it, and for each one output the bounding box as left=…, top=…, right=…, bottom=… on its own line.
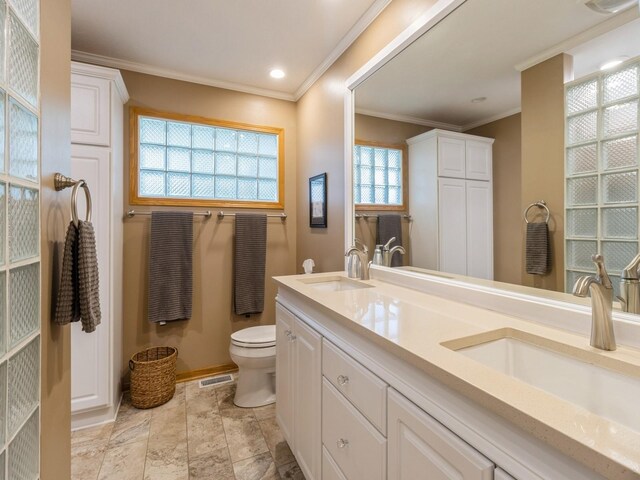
left=337, top=438, right=349, bottom=449
left=284, top=330, right=292, bottom=338
left=289, top=334, right=297, bottom=342
left=337, top=375, right=349, bottom=386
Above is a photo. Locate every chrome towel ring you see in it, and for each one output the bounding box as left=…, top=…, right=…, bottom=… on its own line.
left=54, top=173, right=93, bottom=227
left=524, top=200, right=550, bottom=224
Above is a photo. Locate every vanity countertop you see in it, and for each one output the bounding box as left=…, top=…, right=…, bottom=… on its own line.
left=273, top=271, right=640, bottom=479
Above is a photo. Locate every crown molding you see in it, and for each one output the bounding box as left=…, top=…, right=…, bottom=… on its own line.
left=461, top=107, right=521, bottom=131
left=293, top=0, right=392, bottom=101
left=355, top=108, right=463, bottom=132
left=70, top=50, right=297, bottom=102
left=71, top=60, right=130, bottom=103
left=515, top=7, right=640, bottom=72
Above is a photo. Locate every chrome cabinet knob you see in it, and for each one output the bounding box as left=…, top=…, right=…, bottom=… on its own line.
left=337, top=438, right=349, bottom=449
left=337, top=375, right=349, bottom=386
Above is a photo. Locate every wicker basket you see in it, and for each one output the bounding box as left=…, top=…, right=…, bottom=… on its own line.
left=129, top=346, right=178, bottom=409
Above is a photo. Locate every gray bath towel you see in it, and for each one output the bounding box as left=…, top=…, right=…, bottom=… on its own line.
left=377, top=214, right=403, bottom=267
left=148, top=211, right=193, bottom=323
left=234, top=213, right=267, bottom=316
left=54, top=221, right=102, bottom=333
left=526, top=222, right=551, bottom=275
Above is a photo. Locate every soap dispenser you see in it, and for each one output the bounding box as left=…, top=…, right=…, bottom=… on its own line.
left=372, top=245, right=383, bottom=266
left=619, top=253, right=640, bottom=314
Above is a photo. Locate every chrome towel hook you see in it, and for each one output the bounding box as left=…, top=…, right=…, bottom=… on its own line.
left=55, top=173, right=93, bottom=227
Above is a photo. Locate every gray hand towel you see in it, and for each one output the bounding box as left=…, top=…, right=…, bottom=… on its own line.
left=148, top=211, right=193, bottom=323
left=377, top=214, right=403, bottom=267
left=78, top=220, right=102, bottom=332
left=54, top=222, right=81, bottom=326
left=234, top=213, right=267, bottom=316
left=526, top=222, right=551, bottom=275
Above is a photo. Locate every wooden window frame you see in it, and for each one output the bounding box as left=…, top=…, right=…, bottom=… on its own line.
left=129, top=106, right=285, bottom=209
left=354, top=139, right=408, bottom=211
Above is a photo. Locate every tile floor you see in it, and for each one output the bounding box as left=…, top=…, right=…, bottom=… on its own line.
left=71, top=379, right=304, bottom=480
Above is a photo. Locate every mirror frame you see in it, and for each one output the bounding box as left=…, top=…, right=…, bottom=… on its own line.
left=343, top=0, right=468, bottom=264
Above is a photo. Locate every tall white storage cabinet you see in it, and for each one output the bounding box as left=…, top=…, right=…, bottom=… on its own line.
left=70, top=62, right=129, bottom=429
left=407, top=129, right=494, bottom=279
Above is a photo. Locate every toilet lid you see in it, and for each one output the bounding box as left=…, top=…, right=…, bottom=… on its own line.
left=231, top=325, right=276, bottom=348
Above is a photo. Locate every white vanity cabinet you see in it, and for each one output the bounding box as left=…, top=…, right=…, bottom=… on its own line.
left=388, top=389, right=494, bottom=480
left=276, top=304, right=322, bottom=480
left=408, top=129, right=494, bottom=279
left=70, top=62, right=128, bottom=430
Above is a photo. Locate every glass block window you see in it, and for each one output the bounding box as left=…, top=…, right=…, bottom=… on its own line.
left=565, top=58, right=640, bottom=297
left=131, top=108, right=284, bottom=208
left=353, top=143, right=404, bottom=207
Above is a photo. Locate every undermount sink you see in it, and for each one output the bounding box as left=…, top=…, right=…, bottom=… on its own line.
left=443, top=329, right=640, bottom=433
left=298, top=276, right=374, bottom=292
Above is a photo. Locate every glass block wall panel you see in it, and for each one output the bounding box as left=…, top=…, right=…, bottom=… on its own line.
left=8, top=185, right=38, bottom=261
left=8, top=408, right=38, bottom=480
left=566, top=143, right=597, bottom=175
left=566, top=208, right=597, bottom=238
left=9, top=263, right=38, bottom=348
left=9, top=97, right=37, bottom=181
left=602, top=207, right=637, bottom=239
left=565, top=59, right=640, bottom=293
left=602, top=135, right=637, bottom=170
left=567, top=110, right=597, bottom=145
left=0, top=3, right=6, bottom=84
left=602, top=171, right=637, bottom=204
left=566, top=240, right=598, bottom=270
left=0, top=362, right=5, bottom=445
left=8, top=13, right=38, bottom=107
left=566, top=176, right=597, bottom=206
left=137, top=114, right=281, bottom=203
left=0, top=273, right=5, bottom=356
left=0, top=183, right=5, bottom=264
left=566, top=79, right=598, bottom=114
left=604, top=65, right=638, bottom=104
left=8, top=0, right=38, bottom=39
left=353, top=145, right=403, bottom=206
left=602, top=241, right=638, bottom=272
left=7, top=336, right=39, bottom=437
left=0, top=449, right=4, bottom=480
left=0, top=91, right=5, bottom=169
left=603, top=101, right=638, bottom=138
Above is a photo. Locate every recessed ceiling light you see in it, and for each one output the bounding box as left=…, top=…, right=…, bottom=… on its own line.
left=471, top=97, right=487, bottom=103
left=600, top=56, right=629, bottom=70
left=270, top=69, right=285, bottom=79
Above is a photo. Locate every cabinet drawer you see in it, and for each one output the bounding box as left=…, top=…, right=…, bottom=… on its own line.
left=322, top=339, right=387, bottom=434
left=71, top=73, right=111, bottom=146
left=322, top=446, right=347, bottom=480
left=322, top=378, right=386, bottom=480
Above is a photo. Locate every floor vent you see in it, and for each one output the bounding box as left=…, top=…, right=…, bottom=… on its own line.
left=199, top=374, right=234, bottom=388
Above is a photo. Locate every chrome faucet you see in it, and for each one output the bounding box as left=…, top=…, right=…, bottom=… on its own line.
left=572, top=254, right=616, bottom=351
left=382, top=237, right=406, bottom=267
left=618, top=253, right=640, bottom=314
left=345, top=240, right=369, bottom=280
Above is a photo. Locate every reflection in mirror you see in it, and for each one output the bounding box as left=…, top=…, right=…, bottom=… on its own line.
left=352, top=0, right=640, bottom=316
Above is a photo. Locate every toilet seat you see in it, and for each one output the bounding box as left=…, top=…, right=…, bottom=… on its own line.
left=231, top=325, right=276, bottom=349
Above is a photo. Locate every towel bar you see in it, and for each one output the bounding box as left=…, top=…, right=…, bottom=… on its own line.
left=126, top=209, right=212, bottom=219
left=355, top=213, right=412, bottom=221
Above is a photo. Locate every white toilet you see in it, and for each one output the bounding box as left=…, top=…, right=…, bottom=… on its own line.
left=229, top=325, right=276, bottom=408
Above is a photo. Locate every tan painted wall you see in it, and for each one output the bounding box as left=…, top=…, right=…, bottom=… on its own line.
left=40, top=0, right=72, bottom=477
left=296, top=0, right=438, bottom=272
left=354, top=113, right=431, bottom=263
left=521, top=54, right=572, bottom=291
left=465, top=113, right=523, bottom=285
left=121, top=71, right=297, bottom=376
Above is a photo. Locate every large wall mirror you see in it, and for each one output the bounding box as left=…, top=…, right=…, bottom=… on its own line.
left=348, top=0, right=640, bottom=316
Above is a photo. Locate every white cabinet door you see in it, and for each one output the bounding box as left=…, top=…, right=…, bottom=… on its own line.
left=276, top=304, right=295, bottom=446
left=388, top=389, right=494, bottom=480
left=438, top=177, right=467, bottom=275
left=71, top=74, right=111, bottom=146
left=495, top=468, right=516, bottom=480
left=71, top=145, right=112, bottom=413
left=465, top=180, right=493, bottom=280
left=322, top=446, right=348, bottom=480
left=437, top=136, right=466, bottom=178
left=465, top=141, right=492, bottom=181
left=294, top=317, right=322, bottom=480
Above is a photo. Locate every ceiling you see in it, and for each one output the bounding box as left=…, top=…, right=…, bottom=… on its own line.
left=71, top=0, right=388, bottom=101
left=355, top=0, right=640, bottom=130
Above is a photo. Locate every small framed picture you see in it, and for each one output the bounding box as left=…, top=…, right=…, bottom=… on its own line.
left=309, top=173, right=327, bottom=228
